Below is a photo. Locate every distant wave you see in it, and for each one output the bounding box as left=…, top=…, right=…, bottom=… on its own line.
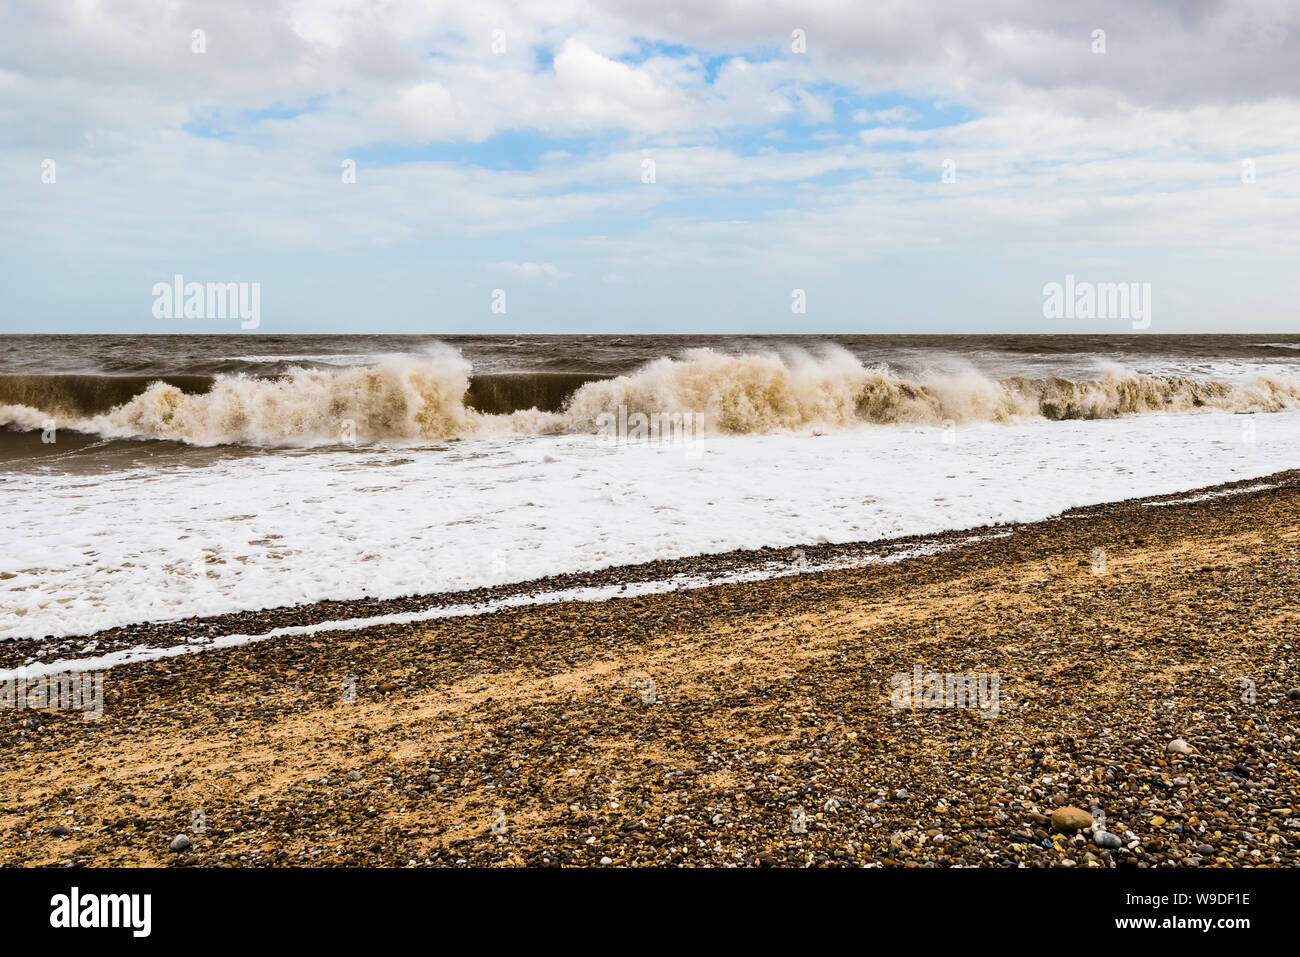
left=3, top=345, right=1300, bottom=447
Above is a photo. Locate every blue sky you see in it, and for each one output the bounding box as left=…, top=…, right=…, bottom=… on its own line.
left=1, top=0, right=1298, bottom=334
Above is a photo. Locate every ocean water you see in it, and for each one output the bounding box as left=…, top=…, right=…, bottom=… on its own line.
left=2, top=334, right=1299, bottom=640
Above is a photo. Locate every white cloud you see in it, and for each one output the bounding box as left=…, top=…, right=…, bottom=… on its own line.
left=1, top=0, right=1299, bottom=331
left=855, top=106, right=921, bottom=125
left=387, top=82, right=456, bottom=140
left=552, top=39, right=682, bottom=129
left=493, top=261, right=573, bottom=279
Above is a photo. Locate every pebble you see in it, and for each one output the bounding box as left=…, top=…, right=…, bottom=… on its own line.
left=1094, top=831, right=1123, bottom=849
left=1166, top=738, right=1196, bottom=755
left=1051, top=806, right=1094, bottom=833
left=169, top=834, right=191, bottom=853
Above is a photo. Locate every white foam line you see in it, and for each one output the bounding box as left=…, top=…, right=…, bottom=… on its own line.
left=3, top=532, right=1005, bottom=681
left=1146, top=482, right=1279, bottom=507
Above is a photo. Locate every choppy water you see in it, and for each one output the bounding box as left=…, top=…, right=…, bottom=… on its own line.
left=6, top=333, right=1300, bottom=379
left=3, top=334, right=1300, bottom=468
left=3, top=333, right=1299, bottom=640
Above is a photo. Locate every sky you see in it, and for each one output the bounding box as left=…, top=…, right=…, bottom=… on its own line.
left=1, top=0, right=1298, bottom=334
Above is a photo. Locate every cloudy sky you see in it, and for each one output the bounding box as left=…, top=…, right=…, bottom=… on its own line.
left=2, top=0, right=1298, bottom=334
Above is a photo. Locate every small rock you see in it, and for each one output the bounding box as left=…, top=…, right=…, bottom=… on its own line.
left=1051, top=806, right=1095, bottom=833
left=1095, top=830, right=1123, bottom=849
left=51, top=825, right=71, bottom=836
left=348, top=771, right=361, bottom=782
left=169, top=834, right=191, bottom=853
left=1166, top=738, right=1196, bottom=755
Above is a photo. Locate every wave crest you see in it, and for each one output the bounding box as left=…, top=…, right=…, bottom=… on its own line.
left=3, top=346, right=1299, bottom=446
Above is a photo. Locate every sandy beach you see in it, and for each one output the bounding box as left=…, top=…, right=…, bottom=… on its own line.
left=2, top=471, right=1297, bottom=868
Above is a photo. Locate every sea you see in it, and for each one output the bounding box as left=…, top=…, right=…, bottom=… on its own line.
left=3, top=333, right=1299, bottom=641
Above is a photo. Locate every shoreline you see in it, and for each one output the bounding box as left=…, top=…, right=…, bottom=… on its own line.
left=1, top=469, right=1298, bottom=866
left=4, top=469, right=1296, bottom=674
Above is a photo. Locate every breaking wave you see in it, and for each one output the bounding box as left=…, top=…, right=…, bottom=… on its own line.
left=3, top=345, right=1300, bottom=447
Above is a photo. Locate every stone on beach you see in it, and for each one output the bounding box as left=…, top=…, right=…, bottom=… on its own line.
left=1051, top=807, right=1095, bottom=833
left=1094, top=830, right=1122, bottom=849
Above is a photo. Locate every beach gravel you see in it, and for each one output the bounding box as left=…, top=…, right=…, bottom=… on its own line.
left=2, top=471, right=1299, bottom=868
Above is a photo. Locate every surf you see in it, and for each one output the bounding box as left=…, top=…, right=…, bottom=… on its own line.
left=3, top=345, right=1300, bottom=448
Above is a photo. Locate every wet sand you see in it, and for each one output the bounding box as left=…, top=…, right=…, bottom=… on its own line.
left=2, top=471, right=1298, bottom=867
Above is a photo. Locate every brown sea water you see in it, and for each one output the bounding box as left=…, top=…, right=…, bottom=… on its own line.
left=3, top=334, right=1300, bottom=468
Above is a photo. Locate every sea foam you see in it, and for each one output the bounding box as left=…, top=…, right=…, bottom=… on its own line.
left=4, top=345, right=1300, bottom=447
